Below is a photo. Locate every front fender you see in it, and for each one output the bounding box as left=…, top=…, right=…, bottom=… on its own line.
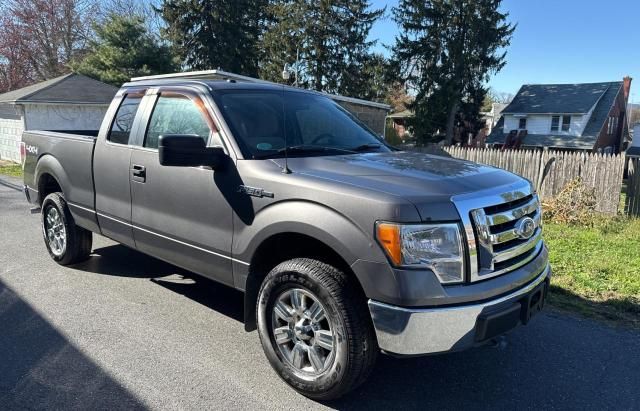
left=234, top=200, right=387, bottom=268
left=234, top=199, right=395, bottom=332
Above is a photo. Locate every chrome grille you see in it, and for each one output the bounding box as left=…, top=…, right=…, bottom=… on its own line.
left=452, top=181, right=544, bottom=283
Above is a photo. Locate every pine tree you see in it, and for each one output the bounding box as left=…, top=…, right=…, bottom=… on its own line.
left=259, top=0, right=384, bottom=98
left=159, top=0, right=266, bottom=76
left=392, top=0, right=514, bottom=144
left=73, top=14, right=176, bottom=86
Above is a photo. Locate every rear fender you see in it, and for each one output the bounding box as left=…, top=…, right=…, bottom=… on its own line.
left=35, top=154, right=71, bottom=204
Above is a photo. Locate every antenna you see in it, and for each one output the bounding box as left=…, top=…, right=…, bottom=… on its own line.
left=281, top=84, right=291, bottom=174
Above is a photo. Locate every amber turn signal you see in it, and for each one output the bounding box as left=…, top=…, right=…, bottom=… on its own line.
left=375, top=222, right=402, bottom=266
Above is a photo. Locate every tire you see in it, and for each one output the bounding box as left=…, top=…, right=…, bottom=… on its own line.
left=41, top=192, right=92, bottom=265
left=256, top=258, right=378, bottom=400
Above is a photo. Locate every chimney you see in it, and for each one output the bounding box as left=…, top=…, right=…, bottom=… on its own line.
left=623, top=76, right=632, bottom=102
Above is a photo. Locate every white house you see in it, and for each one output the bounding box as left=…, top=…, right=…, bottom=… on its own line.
left=481, top=103, right=507, bottom=134
left=488, top=77, right=632, bottom=153
left=0, top=74, right=118, bottom=163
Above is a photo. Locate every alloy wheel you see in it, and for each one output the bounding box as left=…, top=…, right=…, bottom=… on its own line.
left=44, top=206, right=66, bottom=257
left=271, top=288, right=336, bottom=374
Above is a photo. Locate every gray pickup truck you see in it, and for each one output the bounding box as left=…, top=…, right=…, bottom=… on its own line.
left=22, top=77, right=550, bottom=400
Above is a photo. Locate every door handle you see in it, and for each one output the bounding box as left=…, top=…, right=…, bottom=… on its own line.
left=131, top=164, right=146, bottom=182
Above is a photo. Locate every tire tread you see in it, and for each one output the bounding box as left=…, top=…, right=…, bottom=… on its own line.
left=42, top=192, right=92, bottom=265
left=257, top=257, right=378, bottom=400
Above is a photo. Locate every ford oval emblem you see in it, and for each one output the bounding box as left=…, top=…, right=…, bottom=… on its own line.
left=515, top=217, right=537, bottom=240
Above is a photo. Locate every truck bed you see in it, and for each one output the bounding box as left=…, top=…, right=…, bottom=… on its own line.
left=22, top=130, right=99, bottom=230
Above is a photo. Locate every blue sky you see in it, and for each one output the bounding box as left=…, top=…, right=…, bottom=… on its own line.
left=368, top=0, right=639, bottom=103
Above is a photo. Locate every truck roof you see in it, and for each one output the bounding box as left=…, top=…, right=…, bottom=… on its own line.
left=122, top=69, right=391, bottom=110
left=121, top=78, right=313, bottom=94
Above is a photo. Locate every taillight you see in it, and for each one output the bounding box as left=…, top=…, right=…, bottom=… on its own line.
left=19, top=142, right=26, bottom=167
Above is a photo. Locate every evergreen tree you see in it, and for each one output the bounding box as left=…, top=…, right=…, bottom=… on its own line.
left=260, top=0, right=384, bottom=98
left=73, top=14, right=176, bottom=86
left=392, top=0, right=514, bottom=144
left=159, top=0, right=266, bottom=76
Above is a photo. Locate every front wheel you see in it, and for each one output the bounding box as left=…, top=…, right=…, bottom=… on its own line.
left=256, top=258, right=378, bottom=400
left=41, top=192, right=92, bottom=265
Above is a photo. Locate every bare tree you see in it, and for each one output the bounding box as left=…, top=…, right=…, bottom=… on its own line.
left=0, top=0, right=97, bottom=89
left=98, top=0, right=164, bottom=37
left=487, top=88, right=515, bottom=104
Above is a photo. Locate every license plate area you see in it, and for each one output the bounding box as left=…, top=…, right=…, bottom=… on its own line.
left=521, top=279, right=548, bottom=324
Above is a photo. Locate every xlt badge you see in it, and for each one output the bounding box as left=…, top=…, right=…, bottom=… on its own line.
left=238, top=185, right=274, bottom=198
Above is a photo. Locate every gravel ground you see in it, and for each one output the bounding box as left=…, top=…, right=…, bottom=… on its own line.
left=0, top=181, right=639, bottom=410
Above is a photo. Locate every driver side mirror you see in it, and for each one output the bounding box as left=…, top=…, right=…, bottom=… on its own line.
left=158, top=134, right=226, bottom=169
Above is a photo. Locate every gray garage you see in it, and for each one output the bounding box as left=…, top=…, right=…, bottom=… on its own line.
left=0, top=74, right=118, bottom=163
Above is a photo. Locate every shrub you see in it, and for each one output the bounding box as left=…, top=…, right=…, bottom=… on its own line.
left=384, top=121, right=403, bottom=146
left=542, top=178, right=598, bottom=225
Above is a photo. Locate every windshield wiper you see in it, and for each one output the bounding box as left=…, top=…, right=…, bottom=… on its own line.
left=253, top=145, right=356, bottom=159
left=350, top=143, right=382, bottom=152
left=276, top=145, right=352, bottom=154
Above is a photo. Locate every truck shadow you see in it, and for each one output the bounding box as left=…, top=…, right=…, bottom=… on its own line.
left=71, top=244, right=192, bottom=278
left=0, top=279, right=145, bottom=409
left=73, top=244, right=244, bottom=323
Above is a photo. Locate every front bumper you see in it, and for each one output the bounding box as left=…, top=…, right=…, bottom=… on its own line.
left=368, top=263, right=551, bottom=356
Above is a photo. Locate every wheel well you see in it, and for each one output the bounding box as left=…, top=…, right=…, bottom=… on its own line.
left=38, top=173, right=62, bottom=204
left=243, top=232, right=364, bottom=331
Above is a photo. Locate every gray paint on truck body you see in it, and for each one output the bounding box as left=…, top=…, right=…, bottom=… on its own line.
left=22, top=79, right=547, bottom=313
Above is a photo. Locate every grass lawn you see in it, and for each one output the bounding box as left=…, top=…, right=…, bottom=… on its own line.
left=544, top=219, right=640, bottom=328
left=0, top=162, right=23, bottom=178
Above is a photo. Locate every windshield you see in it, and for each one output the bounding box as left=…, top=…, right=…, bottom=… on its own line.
left=213, top=89, right=391, bottom=159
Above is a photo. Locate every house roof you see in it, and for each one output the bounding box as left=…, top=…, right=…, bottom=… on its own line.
left=487, top=81, right=625, bottom=150
left=502, top=82, right=620, bottom=114
left=0, top=73, right=118, bottom=105
left=387, top=109, right=413, bottom=119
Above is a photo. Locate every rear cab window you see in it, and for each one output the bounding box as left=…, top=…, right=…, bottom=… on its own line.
left=108, top=92, right=144, bottom=145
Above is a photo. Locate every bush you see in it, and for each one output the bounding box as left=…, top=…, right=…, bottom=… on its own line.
left=542, top=178, right=598, bottom=225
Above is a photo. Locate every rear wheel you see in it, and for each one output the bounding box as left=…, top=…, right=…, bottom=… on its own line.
left=41, top=192, right=92, bottom=265
left=256, top=258, right=378, bottom=400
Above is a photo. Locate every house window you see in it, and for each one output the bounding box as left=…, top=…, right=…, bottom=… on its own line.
left=551, top=115, right=560, bottom=132
left=607, top=116, right=618, bottom=135
left=561, top=115, right=571, bottom=131
left=518, top=118, right=527, bottom=130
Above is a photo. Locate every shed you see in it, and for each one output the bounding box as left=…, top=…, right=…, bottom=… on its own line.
left=0, top=73, right=118, bottom=163
left=387, top=110, right=413, bottom=138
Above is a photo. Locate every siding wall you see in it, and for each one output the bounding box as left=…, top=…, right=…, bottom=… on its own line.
left=0, top=103, right=109, bottom=164
left=0, top=117, right=25, bottom=163
left=594, top=87, right=626, bottom=151
left=503, top=113, right=589, bottom=136
left=24, top=104, right=108, bottom=131
left=337, top=101, right=388, bottom=136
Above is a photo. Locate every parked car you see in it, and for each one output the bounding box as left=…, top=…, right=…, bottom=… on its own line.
left=22, top=77, right=550, bottom=400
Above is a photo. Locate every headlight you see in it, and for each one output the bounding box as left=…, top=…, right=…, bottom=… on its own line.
left=375, top=222, right=465, bottom=284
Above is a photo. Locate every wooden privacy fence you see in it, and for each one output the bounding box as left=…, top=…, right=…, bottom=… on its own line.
left=406, top=145, right=626, bottom=215
left=627, top=158, right=640, bottom=216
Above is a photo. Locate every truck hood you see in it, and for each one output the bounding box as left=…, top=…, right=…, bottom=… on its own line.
left=277, top=151, right=527, bottom=221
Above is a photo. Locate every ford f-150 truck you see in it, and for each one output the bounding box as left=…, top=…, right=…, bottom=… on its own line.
left=22, top=75, right=550, bottom=400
